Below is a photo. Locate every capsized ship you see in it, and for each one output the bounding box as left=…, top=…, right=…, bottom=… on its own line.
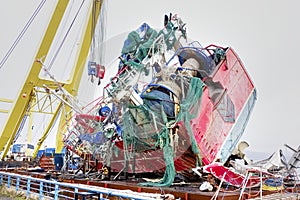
left=63, top=13, right=256, bottom=186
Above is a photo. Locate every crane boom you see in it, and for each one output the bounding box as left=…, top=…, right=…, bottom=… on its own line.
left=0, top=0, right=69, bottom=160
left=0, top=0, right=103, bottom=160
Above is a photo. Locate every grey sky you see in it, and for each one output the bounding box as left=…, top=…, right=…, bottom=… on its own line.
left=0, top=0, right=300, bottom=155
left=100, top=0, right=300, bottom=155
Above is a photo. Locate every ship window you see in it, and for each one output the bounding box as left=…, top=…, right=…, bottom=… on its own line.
left=216, top=92, right=235, bottom=123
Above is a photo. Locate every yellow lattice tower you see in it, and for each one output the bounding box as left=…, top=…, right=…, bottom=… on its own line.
left=0, top=0, right=103, bottom=160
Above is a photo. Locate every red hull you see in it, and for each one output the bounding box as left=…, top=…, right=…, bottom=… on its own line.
left=107, top=47, right=256, bottom=173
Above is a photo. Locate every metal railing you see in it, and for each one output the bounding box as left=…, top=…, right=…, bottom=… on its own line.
left=0, top=172, right=173, bottom=200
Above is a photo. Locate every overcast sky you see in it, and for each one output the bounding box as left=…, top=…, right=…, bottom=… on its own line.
left=0, top=0, right=300, bottom=156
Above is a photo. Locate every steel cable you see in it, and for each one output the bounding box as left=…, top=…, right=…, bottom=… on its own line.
left=47, top=0, right=86, bottom=71
left=0, top=0, right=46, bottom=69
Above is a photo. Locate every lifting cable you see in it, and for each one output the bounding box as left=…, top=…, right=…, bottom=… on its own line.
left=13, top=114, right=28, bottom=143
left=47, top=0, right=86, bottom=71
left=0, top=0, right=46, bottom=70
left=90, top=0, right=97, bottom=57
left=12, top=105, right=31, bottom=143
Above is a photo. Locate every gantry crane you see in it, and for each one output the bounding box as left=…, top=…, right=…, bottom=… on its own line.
left=0, top=0, right=103, bottom=160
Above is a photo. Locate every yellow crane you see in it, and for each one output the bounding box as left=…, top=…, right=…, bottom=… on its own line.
left=0, top=0, right=103, bottom=160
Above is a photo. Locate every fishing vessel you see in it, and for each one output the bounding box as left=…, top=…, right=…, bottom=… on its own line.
left=60, top=12, right=257, bottom=188
left=1, top=1, right=299, bottom=199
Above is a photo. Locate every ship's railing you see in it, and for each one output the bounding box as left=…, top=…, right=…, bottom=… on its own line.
left=0, top=171, right=172, bottom=200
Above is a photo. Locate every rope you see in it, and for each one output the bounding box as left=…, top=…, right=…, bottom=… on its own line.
left=238, top=172, right=251, bottom=200
left=0, top=0, right=46, bottom=69
left=211, top=172, right=227, bottom=200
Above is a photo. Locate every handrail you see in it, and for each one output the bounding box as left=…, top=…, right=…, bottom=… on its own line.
left=0, top=171, right=173, bottom=200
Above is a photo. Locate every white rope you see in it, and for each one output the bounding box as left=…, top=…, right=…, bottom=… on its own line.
left=238, top=171, right=251, bottom=200
left=211, top=172, right=227, bottom=200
